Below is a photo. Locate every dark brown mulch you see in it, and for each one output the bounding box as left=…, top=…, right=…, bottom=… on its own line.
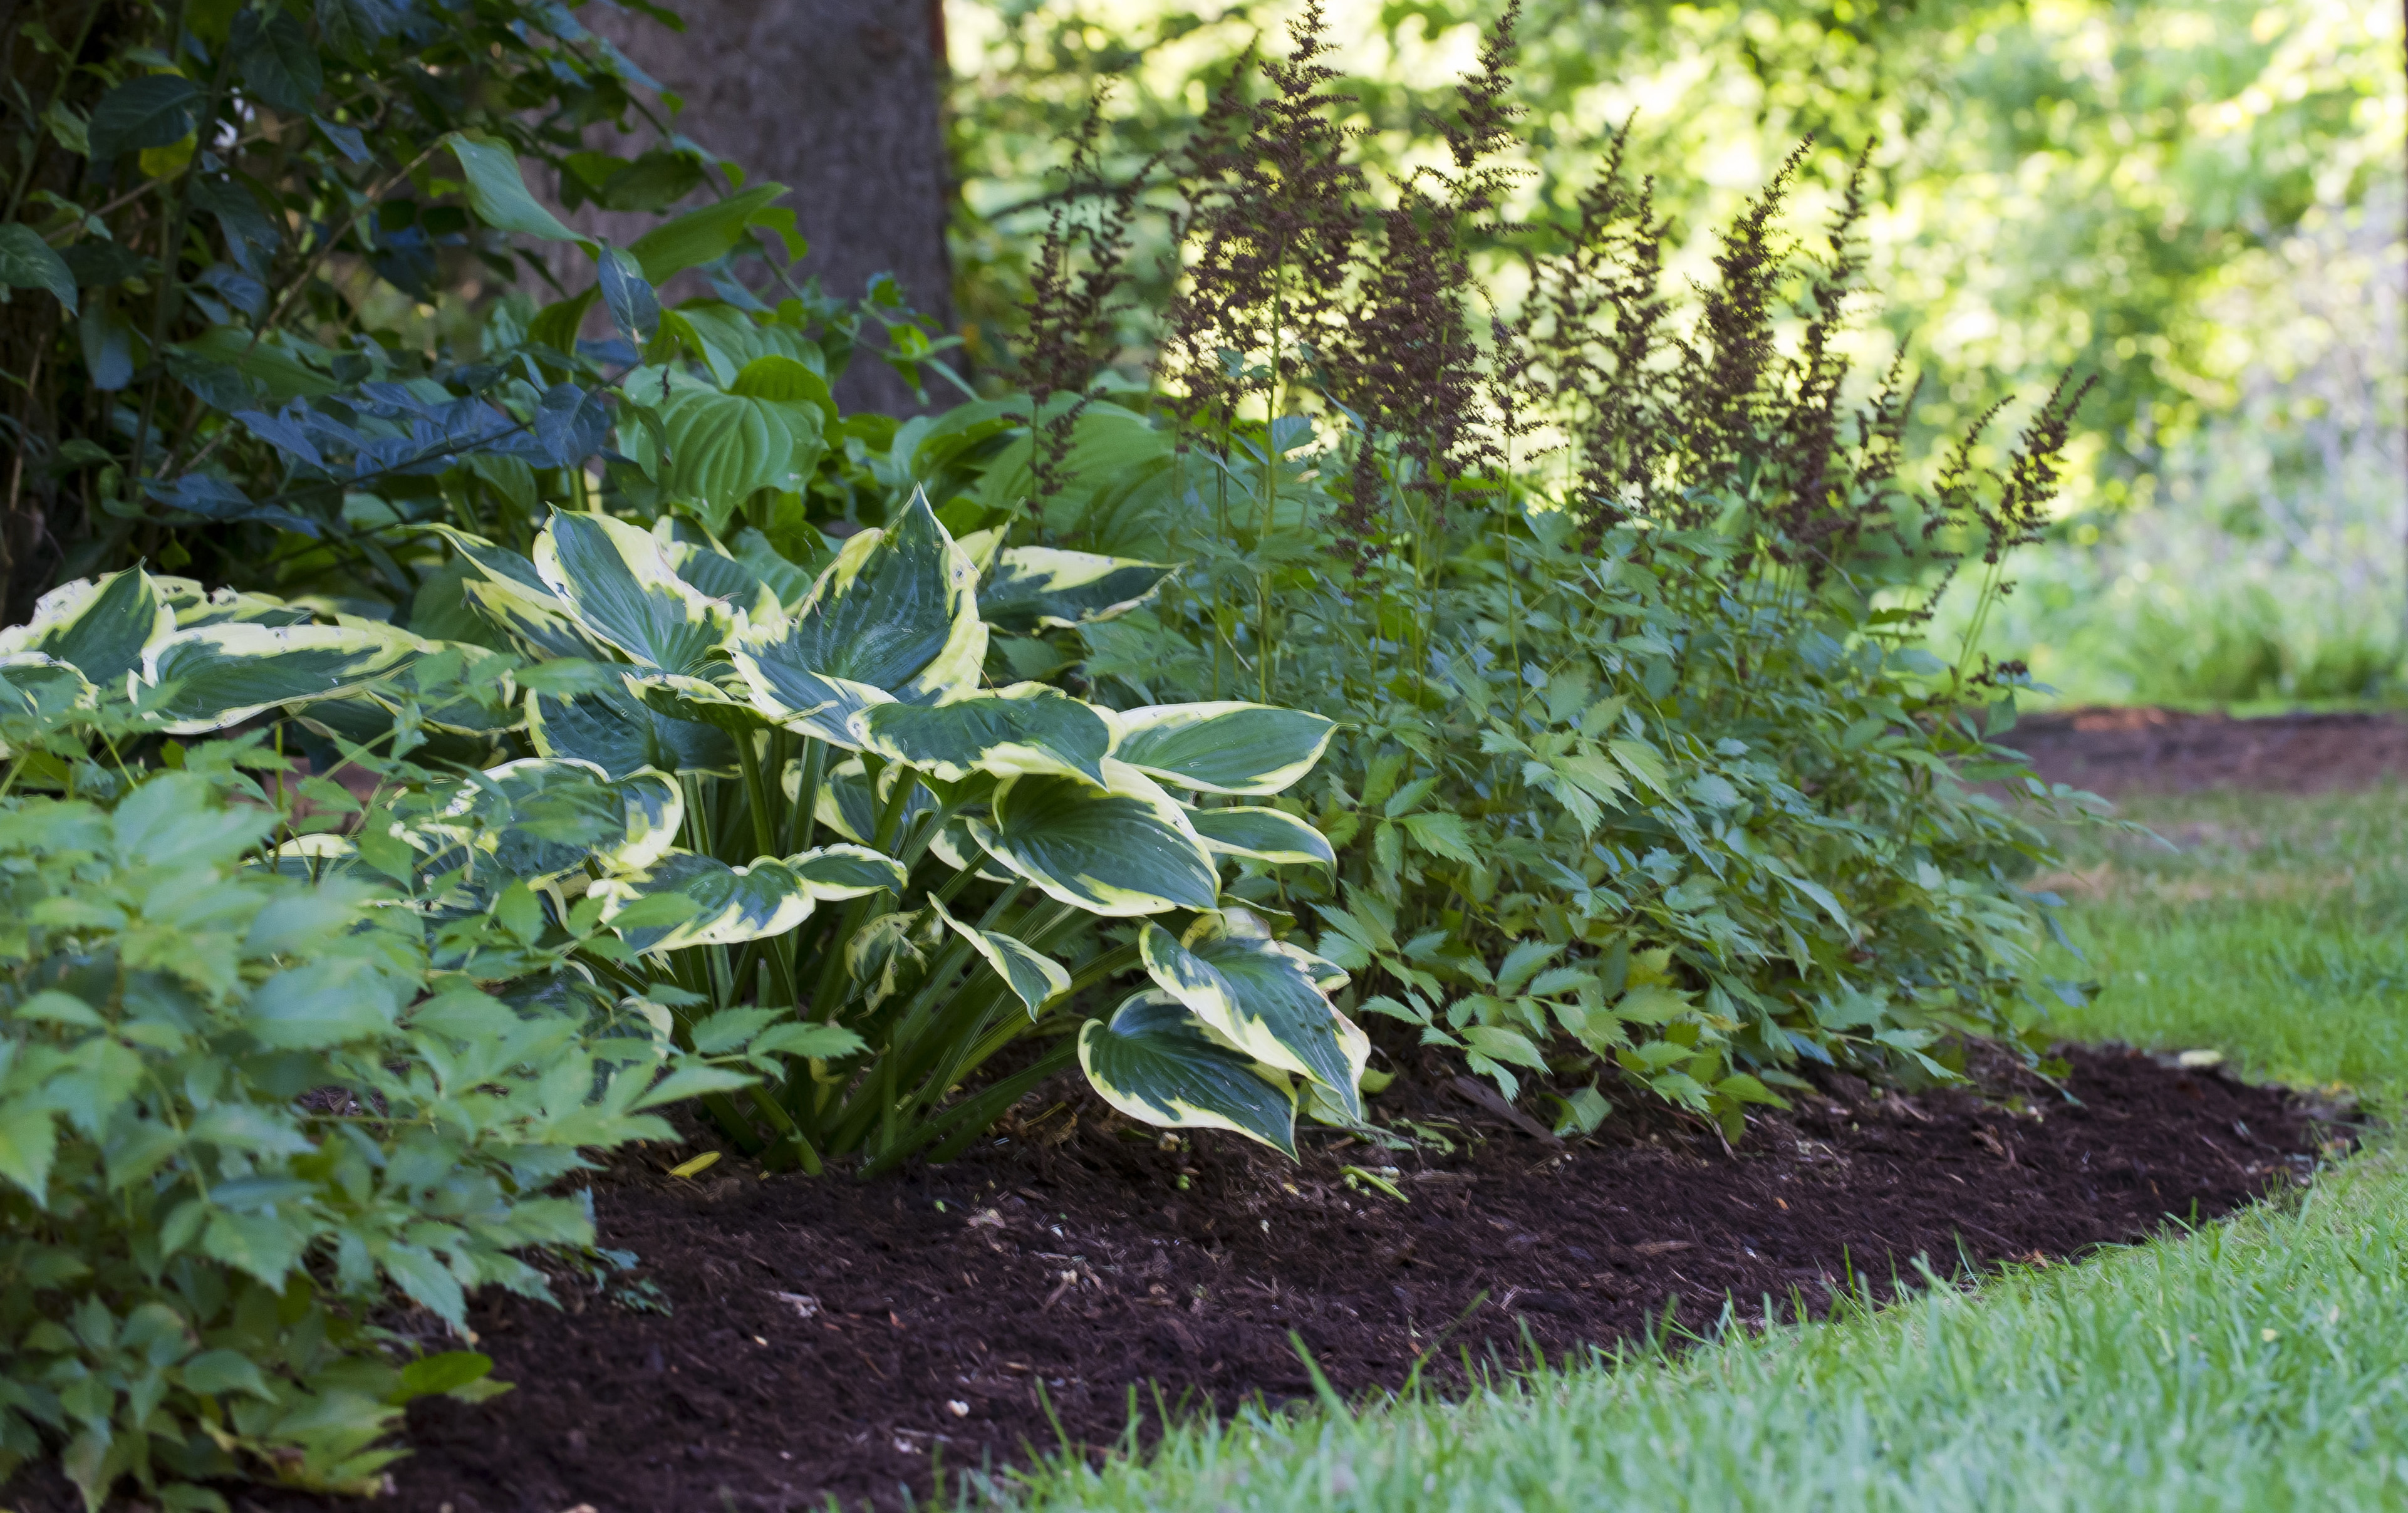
left=2010, top=707, right=2408, bottom=797
left=60, top=1045, right=2322, bottom=1513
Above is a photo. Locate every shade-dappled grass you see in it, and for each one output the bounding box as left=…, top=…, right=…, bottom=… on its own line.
left=987, top=787, right=2408, bottom=1513
left=2038, top=786, right=2408, bottom=1107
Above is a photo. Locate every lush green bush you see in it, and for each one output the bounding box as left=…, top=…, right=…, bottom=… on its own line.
left=935, top=13, right=2099, bottom=1137
left=0, top=645, right=757, bottom=1508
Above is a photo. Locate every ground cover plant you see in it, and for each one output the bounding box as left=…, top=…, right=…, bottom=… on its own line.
left=0, top=637, right=769, bottom=1507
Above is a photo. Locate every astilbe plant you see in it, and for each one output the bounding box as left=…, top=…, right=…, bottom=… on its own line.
left=999, top=6, right=2102, bottom=1140
left=0, top=625, right=772, bottom=1509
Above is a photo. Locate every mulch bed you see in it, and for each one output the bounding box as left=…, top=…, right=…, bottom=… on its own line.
left=2010, top=707, right=2408, bottom=796
left=81, top=1045, right=2328, bottom=1513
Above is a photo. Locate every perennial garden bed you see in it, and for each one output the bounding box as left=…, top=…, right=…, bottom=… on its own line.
left=122, top=1045, right=2336, bottom=1513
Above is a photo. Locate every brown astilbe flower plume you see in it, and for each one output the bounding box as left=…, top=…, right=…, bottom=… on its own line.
left=1664, top=138, right=1813, bottom=531
left=1160, top=4, right=1365, bottom=437
left=1522, top=123, right=1679, bottom=541
left=1020, top=94, right=1160, bottom=515
left=1324, top=3, right=1527, bottom=548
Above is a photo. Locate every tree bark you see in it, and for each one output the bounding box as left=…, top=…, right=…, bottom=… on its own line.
left=571, top=0, right=955, bottom=415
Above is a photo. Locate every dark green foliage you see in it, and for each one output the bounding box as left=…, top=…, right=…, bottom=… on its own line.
left=0, top=672, right=750, bottom=1508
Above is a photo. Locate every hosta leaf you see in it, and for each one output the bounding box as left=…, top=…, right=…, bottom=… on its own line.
left=526, top=682, right=736, bottom=779
left=141, top=620, right=433, bottom=734
left=534, top=511, right=735, bottom=676
left=594, top=841, right=903, bottom=954
left=1109, top=702, right=1337, bottom=796
left=728, top=487, right=984, bottom=743
left=0, top=653, right=101, bottom=727
left=1138, top=913, right=1368, bottom=1118
left=1188, top=806, right=1336, bottom=868
left=427, top=758, right=683, bottom=887
left=660, top=533, right=781, bottom=620
left=928, top=895, right=1068, bottom=1019
left=802, top=757, right=938, bottom=845
left=965, top=759, right=1218, bottom=917
left=593, top=849, right=821, bottom=952
left=786, top=842, right=910, bottom=899
left=978, top=546, right=1175, bottom=632
left=1078, top=991, right=1296, bottom=1156
left=859, top=682, right=1111, bottom=784
left=0, top=568, right=173, bottom=692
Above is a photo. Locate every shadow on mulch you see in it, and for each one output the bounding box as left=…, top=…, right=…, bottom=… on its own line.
left=26, top=1044, right=2322, bottom=1513
left=2008, top=706, right=2408, bottom=798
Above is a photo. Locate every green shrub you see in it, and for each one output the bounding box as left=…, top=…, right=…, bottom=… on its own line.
left=0, top=677, right=739, bottom=1508
left=945, top=12, right=2100, bottom=1136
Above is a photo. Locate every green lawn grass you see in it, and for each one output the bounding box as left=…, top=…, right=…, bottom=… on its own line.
left=985, top=787, right=2408, bottom=1512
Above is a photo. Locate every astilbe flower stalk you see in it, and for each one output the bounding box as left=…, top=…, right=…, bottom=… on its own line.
left=1324, top=3, right=1525, bottom=552
left=1160, top=4, right=1365, bottom=439
left=1020, top=94, right=1158, bottom=519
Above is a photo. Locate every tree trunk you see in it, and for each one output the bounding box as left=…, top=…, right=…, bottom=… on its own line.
left=571, top=0, right=955, bottom=415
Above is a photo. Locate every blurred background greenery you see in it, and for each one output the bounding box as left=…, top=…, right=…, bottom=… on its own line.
left=943, top=0, right=2404, bottom=708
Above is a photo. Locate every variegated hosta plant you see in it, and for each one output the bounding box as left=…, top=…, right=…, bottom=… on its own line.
left=425, top=488, right=1360, bottom=1172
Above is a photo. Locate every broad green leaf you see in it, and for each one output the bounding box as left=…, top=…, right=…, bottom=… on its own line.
left=86, top=73, right=200, bottom=164
left=0, top=224, right=76, bottom=313
left=859, top=682, right=1112, bottom=784
left=534, top=511, right=735, bottom=676
left=632, top=388, right=811, bottom=536
left=593, top=843, right=904, bottom=952
left=966, top=759, right=1217, bottom=917
left=978, top=546, right=1176, bottom=633
left=445, top=132, right=594, bottom=248
left=0, top=653, right=101, bottom=729
left=929, top=895, right=1069, bottom=1018
left=1109, top=702, right=1337, bottom=796
left=140, top=620, right=433, bottom=734
left=728, top=487, right=985, bottom=743
left=526, top=682, right=737, bottom=779
left=425, top=758, right=683, bottom=887
left=592, top=850, right=817, bottom=952
left=1078, top=991, right=1296, bottom=1156
left=1187, top=806, right=1337, bottom=868
left=0, top=568, right=173, bottom=690
left=627, top=184, right=787, bottom=283
left=1139, top=913, right=1368, bottom=1118
left=728, top=353, right=837, bottom=425
left=801, top=755, right=937, bottom=843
